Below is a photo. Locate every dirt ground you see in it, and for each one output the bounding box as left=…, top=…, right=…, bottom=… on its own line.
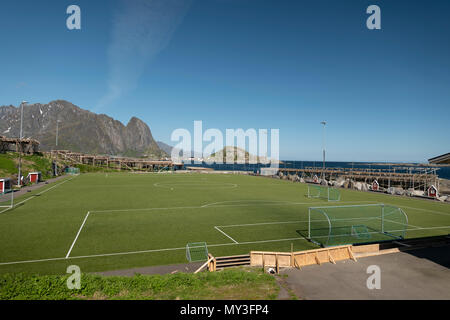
left=279, top=245, right=450, bottom=300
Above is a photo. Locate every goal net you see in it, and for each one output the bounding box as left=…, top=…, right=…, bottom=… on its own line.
left=0, top=191, right=14, bottom=211
left=307, top=204, right=408, bottom=247
left=186, top=242, right=209, bottom=262
left=65, top=167, right=80, bottom=175
left=307, top=184, right=341, bottom=202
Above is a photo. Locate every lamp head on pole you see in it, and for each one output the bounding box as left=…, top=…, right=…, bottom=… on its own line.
left=321, top=121, right=326, bottom=126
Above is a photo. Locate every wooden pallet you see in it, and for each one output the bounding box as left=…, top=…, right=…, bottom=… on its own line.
left=250, top=245, right=357, bottom=272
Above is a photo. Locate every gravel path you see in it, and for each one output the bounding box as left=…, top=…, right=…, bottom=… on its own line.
left=280, top=245, right=450, bottom=300
left=12, top=175, right=70, bottom=198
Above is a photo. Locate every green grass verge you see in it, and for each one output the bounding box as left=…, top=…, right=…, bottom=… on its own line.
left=0, top=152, right=54, bottom=180
left=0, top=268, right=278, bottom=300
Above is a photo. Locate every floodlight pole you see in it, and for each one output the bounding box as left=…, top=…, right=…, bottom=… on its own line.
left=321, top=121, right=327, bottom=179
left=18, top=101, right=27, bottom=187
left=56, top=120, right=60, bottom=147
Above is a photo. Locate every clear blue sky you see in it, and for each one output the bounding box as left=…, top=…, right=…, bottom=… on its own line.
left=0, top=0, right=449, bottom=162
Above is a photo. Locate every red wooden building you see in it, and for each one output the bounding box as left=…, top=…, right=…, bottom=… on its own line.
left=427, top=185, right=438, bottom=198
left=372, top=180, right=379, bottom=191
left=27, top=172, right=42, bottom=184
left=0, top=178, right=12, bottom=194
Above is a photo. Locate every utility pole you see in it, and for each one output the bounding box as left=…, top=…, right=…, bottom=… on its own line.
left=321, top=121, right=327, bottom=180
left=17, top=101, right=27, bottom=187
left=56, top=119, right=61, bottom=147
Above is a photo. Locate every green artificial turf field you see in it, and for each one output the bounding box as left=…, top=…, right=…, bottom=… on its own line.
left=0, top=172, right=449, bottom=275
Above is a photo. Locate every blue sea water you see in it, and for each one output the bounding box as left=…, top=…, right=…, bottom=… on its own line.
left=183, top=161, right=450, bottom=180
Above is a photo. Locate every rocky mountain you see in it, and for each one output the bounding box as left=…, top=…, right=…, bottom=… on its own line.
left=0, top=100, right=167, bottom=158
left=156, top=141, right=174, bottom=155
left=209, top=146, right=270, bottom=163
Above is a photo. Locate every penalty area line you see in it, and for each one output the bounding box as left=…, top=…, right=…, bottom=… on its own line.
left=3, top=225, right=450, bottom=267
left=66, top=211, right=90, bottom=258
left=214, top=226, right=239, bottom=244
left=0, top=236, right=308, bottom=267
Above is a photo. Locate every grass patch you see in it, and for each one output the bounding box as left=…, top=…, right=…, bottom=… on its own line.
left=0, top=268, right=278, bottom=300
left=0, top=152, right=54, bottom=180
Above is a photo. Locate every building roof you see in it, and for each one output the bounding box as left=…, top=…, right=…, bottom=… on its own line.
left=428, top=153, right=450, bottom=164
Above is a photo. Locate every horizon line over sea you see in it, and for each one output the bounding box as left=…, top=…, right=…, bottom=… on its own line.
left=182, top=160, right=450, bottom=180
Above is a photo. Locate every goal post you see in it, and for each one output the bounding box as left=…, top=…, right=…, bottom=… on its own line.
left=307, top=204, right=408, bottom=247
left=186, top=242, right=209, bottom=262
left=307, top=184, right=341, bottom=202
left=0, top=190, right=14, bottom=212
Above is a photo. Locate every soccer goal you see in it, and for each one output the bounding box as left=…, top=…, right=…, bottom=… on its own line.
left=307, top=204, right=408, bottom=247
left=186, top=242, right=209, bottom=262
left=307, top=184, right=341, bottom=202
left=0, top=190, right=14, bottom=212
left=65, top=167, right=80, bottom=175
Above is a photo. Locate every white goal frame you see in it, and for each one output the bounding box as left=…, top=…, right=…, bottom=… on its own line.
left=0, top=191, right=14, bottom=211
left=307, top=184, right=341, bottom=202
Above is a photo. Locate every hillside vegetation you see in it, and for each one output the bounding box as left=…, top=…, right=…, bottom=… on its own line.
left=0, top=152, right=54, bottom=180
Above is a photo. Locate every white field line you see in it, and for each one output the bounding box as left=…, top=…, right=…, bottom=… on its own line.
left=91, top=205, right=201, bottom=213
left=0, top=237, right=307, bottom=266
left=201, top=200, right=296, bottom=208
left=387, top=203, right=450, bottom=217
left=2, top=225, right=450, bottom=267
left=90, top=200, right=379, bottom=214
left=202, top=199, right=378, bottom=208
left=309, top=203, right=384, bottom=209
left=0, top=177, right=76, bottom=214
left=216, top=215, right=417, bottom=229
left=214, top=226, right=239, bottom=244
left=65, top=211, right=90, bottom=258
left=381, top=217, right=421, bottom=229
left=153, top=182, right=238, bottom=189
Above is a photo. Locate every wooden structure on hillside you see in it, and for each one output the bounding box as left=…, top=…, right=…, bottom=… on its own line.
left=278, top=166, right=439, bottom=192
left=0, top=136, right=40, bottom=154
left=428, top=153, right=450, bottom=165
left=48, top=150, right=181, bottom=172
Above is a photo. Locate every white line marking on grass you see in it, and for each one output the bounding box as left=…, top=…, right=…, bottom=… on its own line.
left=66, top=211, right=90, bottom=258
left=153, top=182, right=238, bottom=189
left=201, top=200, right=296, bottom=208
left=216, top=216, right=411, bottom=229
left=0, top=177, right=76, bottom=214
left=2, top=225, right=450, bottom=267
left=0, top=256, right=69, bottom=266
left=208, top=237, right=307, bottom=248
left=389, top=204, right=450, bottom=217
left=214, top=226, right=239, bottom=244
left=91, top=205, right=201, bottom=213
left=0, top=237, right=307, bottom=266
left=374, top=217, right=422, bottom=229
left=90, top=200, right=380, bottom=214
left=217, top=220, right=308, bottom=228
left=202, top=200, right=378, bottom=208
